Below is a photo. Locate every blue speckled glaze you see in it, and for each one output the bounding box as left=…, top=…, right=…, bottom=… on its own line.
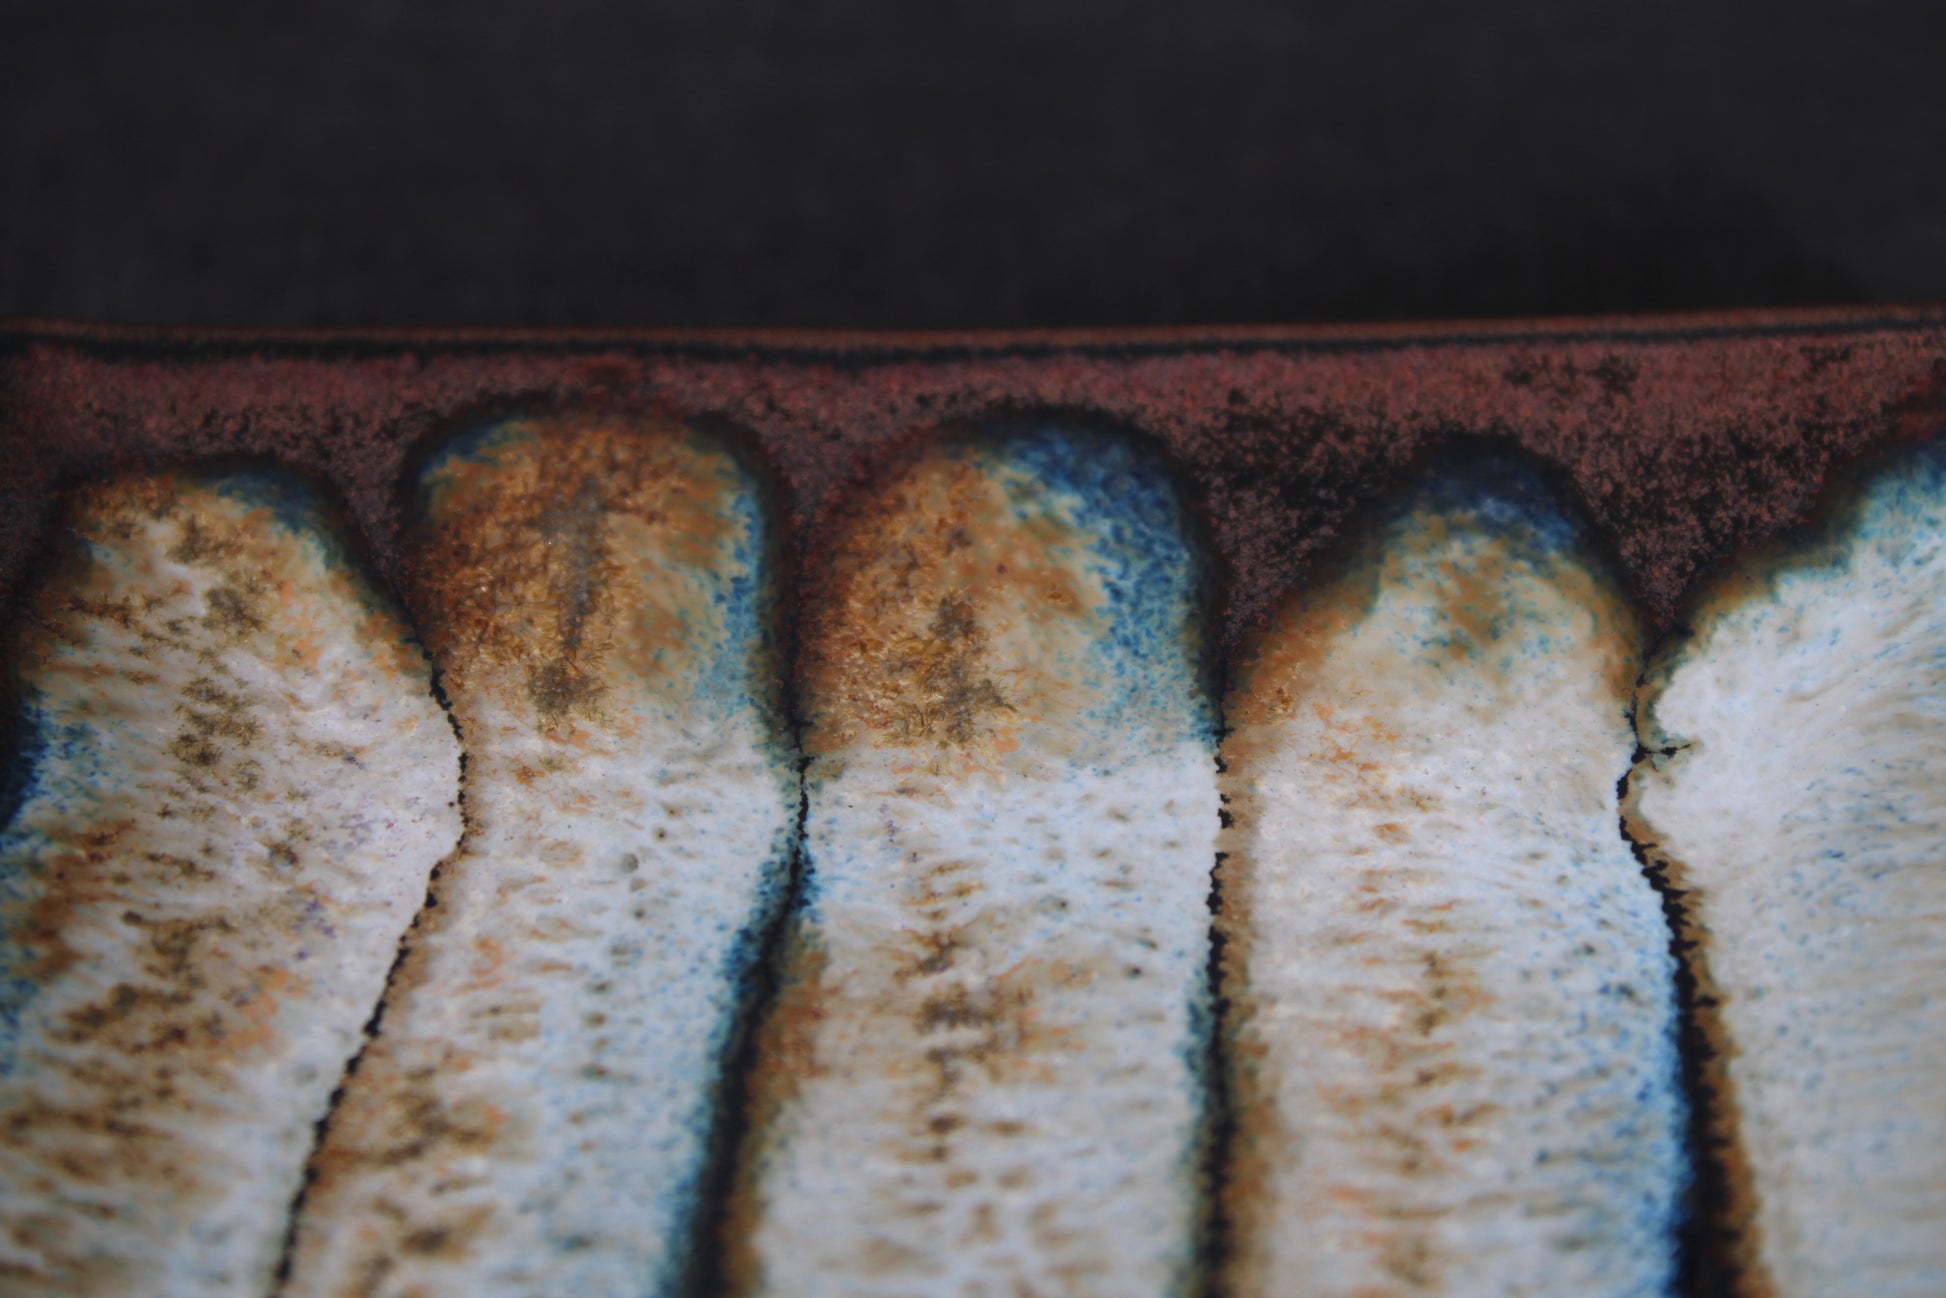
left=1764, top=435, right=1946, bottom=594
left=202, top=464, right=339, bottom=542
left=414, top=417, right=534, bottom=507
left=1352, top=454, right=1637, bottom=680
left=1645, top=435, right=1946, bottom=736
left=204, top=465, right=389, bottom=618
left=984, top=426, right=1219, bottom=1162
left=1392, top=454, right=1589, bottom=554
left=1416, top=461, right=1681, bottom=1288
left=1223, top=452, right=1682, bottom=1298
left=1367, top=457, right=1606, bottom=644
left=983, top=421, right=1215, bottom=747
left=0, top=715, right=100, bottom=1076
left=694, top=449, right=781, bottom=726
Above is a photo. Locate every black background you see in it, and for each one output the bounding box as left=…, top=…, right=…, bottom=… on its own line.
left=4, top=1, right=1943, bottom=329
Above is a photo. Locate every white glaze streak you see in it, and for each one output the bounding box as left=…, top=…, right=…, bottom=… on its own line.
left=733, top=433, right=1217, bottom=1298
left=1221, top=484, right=1685, bottom=1298
left=0, top=475, right=462, bottom=1297
left=1628, top=448, right=1946, bottom=1298
left=283, top=422, right=795, bottom=1298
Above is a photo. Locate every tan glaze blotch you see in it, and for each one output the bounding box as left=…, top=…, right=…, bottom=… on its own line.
left=408, top=414, right=743, bottom=726
left=1625, top=443, right=1946, bottom=1298
left=798, top=449, right=1095, bottom=764
left=285, top=416, right=796, bottom=1298
left=1219, top=479, right=1685, bottom=1298
left=728, top=433, right=1216, bottom=1298
left=0, top=473, right=462, bottom=1298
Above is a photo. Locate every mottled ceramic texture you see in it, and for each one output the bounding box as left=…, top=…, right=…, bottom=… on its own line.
left=5, top=311, right=1943, bottom=655
left=1, top=313, right=1944, bottom=1297
left=1219, top=462, right=1686, bottom=1298
left=285, top=417, right=797, bottom=1298
left=0, top=471, right=461, bottom=1297
left=1628, top=440, right=1946, bottom=1298
left=726, top=424, right=1219, bottom=1298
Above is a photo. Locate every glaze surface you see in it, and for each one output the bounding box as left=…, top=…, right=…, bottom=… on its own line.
left=1628, top=439, right=1946, bottom=1298
left=0, top=471, right=461, bottom=1296
left=285, top=417, right=796, bottom=1298
left=1221, top=462, right=1686, bottom=1298
left=727, top=425, right=1218, bottom=1298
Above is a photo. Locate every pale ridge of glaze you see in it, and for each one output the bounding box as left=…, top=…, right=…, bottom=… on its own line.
left=1626, top=441, right=1946, bottom=1298
left=727, top=427, right=1218, bottom=1298
left=1219, top=464, right=1686, bottom=1298
left=0, top=472, right=463, bottom=1297
left=282, top=417, right=796, bottom=1298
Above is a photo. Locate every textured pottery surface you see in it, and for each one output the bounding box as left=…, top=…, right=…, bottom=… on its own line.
left=2, top=310, right=1945, bottom=1297
left=1626, top=441, right=1946, bottom=1298
left=0, top=472, right=460, bottom=1296
left=1219, top=462, right=1683, bottom=1298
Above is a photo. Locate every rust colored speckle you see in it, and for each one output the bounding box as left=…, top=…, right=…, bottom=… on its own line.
left=0, top=466, right=456, bottom=1296
left=2, top=312, right=1943, bottom=654
left=796, top=444, right=1098, bottom=760
left=406, top=412, right=746, bottom=729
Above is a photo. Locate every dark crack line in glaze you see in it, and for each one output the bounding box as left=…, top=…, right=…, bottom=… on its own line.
left=1616, top=677, right=1742, bottom=1298
left=268, top=667, right=471, bottom=1298
left=1196, top=733, right=1237, bottom=1298
left=677, top=745, right=812, bottom=1298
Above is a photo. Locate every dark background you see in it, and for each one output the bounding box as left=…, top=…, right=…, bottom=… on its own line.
left=3, top=0, right=1943, bottom=329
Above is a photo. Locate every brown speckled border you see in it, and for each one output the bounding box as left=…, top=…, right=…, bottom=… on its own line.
left=4, top=307, right=1945, bottom=650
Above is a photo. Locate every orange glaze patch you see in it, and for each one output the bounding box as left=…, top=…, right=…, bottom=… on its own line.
left=284, top=413, right=791, bottom=1298
left=1226, top=510, right=1637, bottom=739
left=409, top=415, right=752, bottom=732
left=727, top=428, right=1214, bottom=1297
left=800, top=442, right=1159, bottom=768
